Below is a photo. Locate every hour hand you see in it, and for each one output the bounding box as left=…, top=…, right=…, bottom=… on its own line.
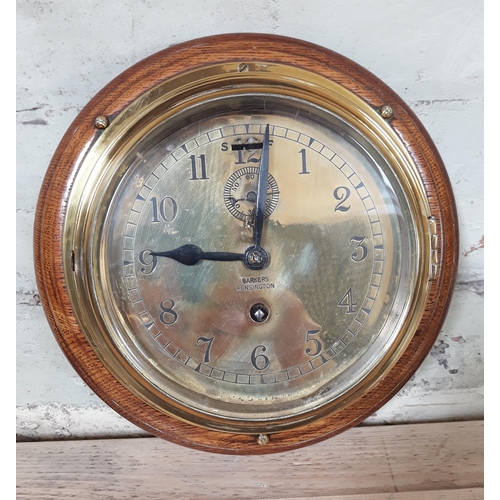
left=150, top=244, right=245, bottom=266
left=150, top=244, right=268, bottom=270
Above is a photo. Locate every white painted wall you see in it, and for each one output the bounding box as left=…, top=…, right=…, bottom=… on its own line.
left=16, top=0, right=484, bottom=440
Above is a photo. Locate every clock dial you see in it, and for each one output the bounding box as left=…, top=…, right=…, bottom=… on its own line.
left=87, top=94, right=417, bottom=431
left=34, top=34, right=458, bottom=453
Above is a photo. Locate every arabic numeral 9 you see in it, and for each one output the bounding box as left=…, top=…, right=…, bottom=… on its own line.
left=139, top=249, right=157, bottom=275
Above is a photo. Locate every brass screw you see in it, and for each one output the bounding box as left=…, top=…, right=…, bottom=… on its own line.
left=256, top=434, right=270, bottom=445
left=238, top=63, right=249, bottom=72
left=94, top=115, right=109, bottom=129
left=379, top=105, right=394, bottom=119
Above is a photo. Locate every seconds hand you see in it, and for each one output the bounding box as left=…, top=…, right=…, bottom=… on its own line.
left=150, top=124, right=271, bottom=270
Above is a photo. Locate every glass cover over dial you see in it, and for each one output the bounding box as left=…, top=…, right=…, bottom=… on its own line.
left=71, top=90, right=425, bottom=433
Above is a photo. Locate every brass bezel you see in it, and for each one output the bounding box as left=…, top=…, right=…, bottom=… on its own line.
left=62, top=61, right=432, bottom=433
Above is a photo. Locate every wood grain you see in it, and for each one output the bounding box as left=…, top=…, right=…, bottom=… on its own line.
left=34, top=33, right=460, bottom=453
left=16, top=421, right=483, bottom=499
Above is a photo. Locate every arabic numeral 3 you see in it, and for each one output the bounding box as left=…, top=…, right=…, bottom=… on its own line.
left=349, top=236, right=368, bottom=262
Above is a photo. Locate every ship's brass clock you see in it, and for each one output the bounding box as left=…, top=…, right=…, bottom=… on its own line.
left=34, top=34, right=458, bottom=454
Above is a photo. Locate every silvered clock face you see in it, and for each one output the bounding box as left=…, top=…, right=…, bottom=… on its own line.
left=86, top=93, right=418, bottom=432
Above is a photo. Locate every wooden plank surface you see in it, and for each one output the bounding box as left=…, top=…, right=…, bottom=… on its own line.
left=16, top=420, right=483, bottom=499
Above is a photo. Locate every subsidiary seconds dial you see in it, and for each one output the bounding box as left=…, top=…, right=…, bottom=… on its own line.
left=223, top=166, right=279, bottom=223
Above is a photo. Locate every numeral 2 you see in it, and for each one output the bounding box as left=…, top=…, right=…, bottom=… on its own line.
left=334, top=186, right=351, bottom=212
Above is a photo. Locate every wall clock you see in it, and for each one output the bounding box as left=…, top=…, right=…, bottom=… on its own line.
left=34, top=33, right=458, bottom=454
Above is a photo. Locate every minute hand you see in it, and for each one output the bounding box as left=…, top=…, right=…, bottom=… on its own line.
left=253, top=124, right=270, bottom=248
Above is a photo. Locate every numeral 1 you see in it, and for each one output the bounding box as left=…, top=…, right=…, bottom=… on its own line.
left=299, top=149, right=309, bottom=174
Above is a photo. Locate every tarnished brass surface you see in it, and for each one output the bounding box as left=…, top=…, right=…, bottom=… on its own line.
left=63, top=62, right=431, bottom=433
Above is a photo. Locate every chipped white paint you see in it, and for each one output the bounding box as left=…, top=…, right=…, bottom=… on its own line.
left=16, top=0, right=483, bottom=440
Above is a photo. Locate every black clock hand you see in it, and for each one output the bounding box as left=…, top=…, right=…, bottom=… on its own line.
left=151, top=126, right=271, bottom=271
left=150, top=244, right=268, bottom=270
left=150, top=244, right=245, bottom=266
left=253, top=124, right=270, bottom=248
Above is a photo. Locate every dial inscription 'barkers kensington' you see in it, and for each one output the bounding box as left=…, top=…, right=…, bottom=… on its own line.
left=122, top=120, right=385, bottom=386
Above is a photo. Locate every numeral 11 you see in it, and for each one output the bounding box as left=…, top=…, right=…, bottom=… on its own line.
left=189, top=154, right=209, bottom=180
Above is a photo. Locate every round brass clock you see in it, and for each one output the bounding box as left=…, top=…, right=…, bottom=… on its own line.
left=34, top=34, right=458, bottom=454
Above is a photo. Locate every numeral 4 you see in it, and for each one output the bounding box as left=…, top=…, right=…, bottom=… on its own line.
left=338, top=288, right=357, bottom=314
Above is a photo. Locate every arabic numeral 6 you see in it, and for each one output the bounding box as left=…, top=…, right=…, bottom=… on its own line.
left=251, top=345, right=270, bottom=370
